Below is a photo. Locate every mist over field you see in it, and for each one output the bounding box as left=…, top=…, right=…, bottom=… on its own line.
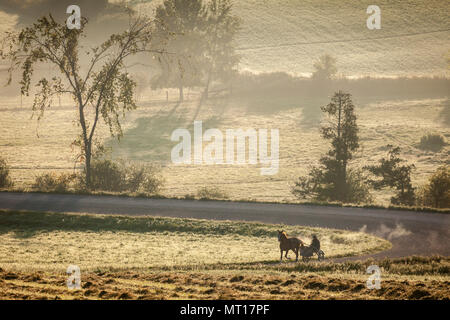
left=1, top=0, right=449, bottom=77
left=0, top=0, right=449, bottom=302
left=1, top=0, right=448, bottom=205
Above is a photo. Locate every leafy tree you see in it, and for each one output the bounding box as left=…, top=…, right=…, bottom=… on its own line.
left=201, top=0, right=240, bottom=100
left=0, top=157, right=13, bottom=188
left=312, top=54, right=337, bottom=80
left=417, top=166, right=449, bottom=208
left=365, top=145, right=416, bottom=206
left=293, top=91, right=369, bottom=203
left=1, top=14, right=162, bottom=188
left=152, top=0, right=205, bottom=101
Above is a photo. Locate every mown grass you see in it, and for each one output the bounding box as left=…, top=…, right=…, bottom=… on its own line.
left=0, top=256, right=448, bottom=300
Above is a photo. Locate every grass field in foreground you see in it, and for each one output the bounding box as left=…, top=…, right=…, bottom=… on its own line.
left=0, top=256, right=448, bottom=300
left=1, top=210, right=448, bottom=300
left=0, top=210, right=390, bottom=272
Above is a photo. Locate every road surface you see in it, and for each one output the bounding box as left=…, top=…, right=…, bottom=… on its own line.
left=0, top=192, right=449, bottom=259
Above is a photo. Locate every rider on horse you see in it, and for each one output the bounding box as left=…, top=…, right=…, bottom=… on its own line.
left=311, top=234, right=320, bottom=252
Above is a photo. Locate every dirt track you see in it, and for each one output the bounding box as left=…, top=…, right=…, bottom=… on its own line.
left=0, top=192, right=449, bottom=259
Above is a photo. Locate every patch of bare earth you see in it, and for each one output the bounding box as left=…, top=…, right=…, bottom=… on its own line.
left=0, top=267, right=448, bottom=300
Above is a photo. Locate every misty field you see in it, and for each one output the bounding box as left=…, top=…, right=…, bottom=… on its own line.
left=1, top=0, right=449, bottom=205
left=0, top=0, right=449, bottom=303
left=134, top=0, right=450, bottom=77
left=0, top=0, right=449, bottom=78
left=1, top=210, right=448, bottom=300
left=1, top=94, right=448, bottom=205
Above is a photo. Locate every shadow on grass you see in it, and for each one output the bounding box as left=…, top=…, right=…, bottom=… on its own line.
left=231, top=90, right=327, bottom=127
left=106, top=112, right=223, bottom=163
left=0, top=210, right=277, bottom=239
left=154, top=255, right=450, bottom=276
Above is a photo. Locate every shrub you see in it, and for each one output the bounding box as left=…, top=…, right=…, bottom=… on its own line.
left=86, top=160, right=164, bottom=194
left=32, top=172, right=78, bottom=192
left=416, top=166, right=450, bottom=208
left=197, top=186, right=229, bottom=200
left=418, top=133, right=446, bottom=152
left=88, top=160, right=125, bottom=192
left=124, top=163, right=164, bottom=194
left=0, top=157, right=13, bottom=188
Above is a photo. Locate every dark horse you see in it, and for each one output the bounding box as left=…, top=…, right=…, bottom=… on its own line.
left=277, top=230, right=304, bottom=262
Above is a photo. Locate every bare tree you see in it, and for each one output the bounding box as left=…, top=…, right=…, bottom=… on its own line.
left=1, top=13, right=164, bottom=188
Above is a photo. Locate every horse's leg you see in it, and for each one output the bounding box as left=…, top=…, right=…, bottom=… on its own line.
left=285, top=249, right=289, bottom=258
left=280, top=249, right=283, bottom=262
left=295, top=248, right=299, bottom=262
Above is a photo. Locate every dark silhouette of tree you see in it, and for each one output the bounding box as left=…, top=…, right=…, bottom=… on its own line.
left=1, top=14, right=163, bottom=188
left=293, top=91, right=369, bottom=203
left=0, top=157, right=13, bottom=188
left=365, top=145, right=416, bottom=206
left=417, top=166, right=449, bottom=208
left=152, top=0, right=205, bottom=102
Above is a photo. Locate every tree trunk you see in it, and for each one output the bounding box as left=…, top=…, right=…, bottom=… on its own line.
left=203, top=83, right=209, bottom=101
left=179, top=85, right=184, bottom=102
left=336, top=93, right=346, bottom=201
left=84, top=141, right=92, bottom=189
left=203, top=65, right=213, bottom=101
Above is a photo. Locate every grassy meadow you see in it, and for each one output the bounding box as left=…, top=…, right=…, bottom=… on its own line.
left=1, top=93, right=448, bottom=205
left=1, top=210, right=449, bottom=300
left=0, top=0, right=449, bottom=301
left=1, top=0, right=449, bottom=205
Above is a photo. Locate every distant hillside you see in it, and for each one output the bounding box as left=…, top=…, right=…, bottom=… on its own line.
left=1, top=0, right=449, bottom=78
left=233, top=0, right=450, bottom=77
